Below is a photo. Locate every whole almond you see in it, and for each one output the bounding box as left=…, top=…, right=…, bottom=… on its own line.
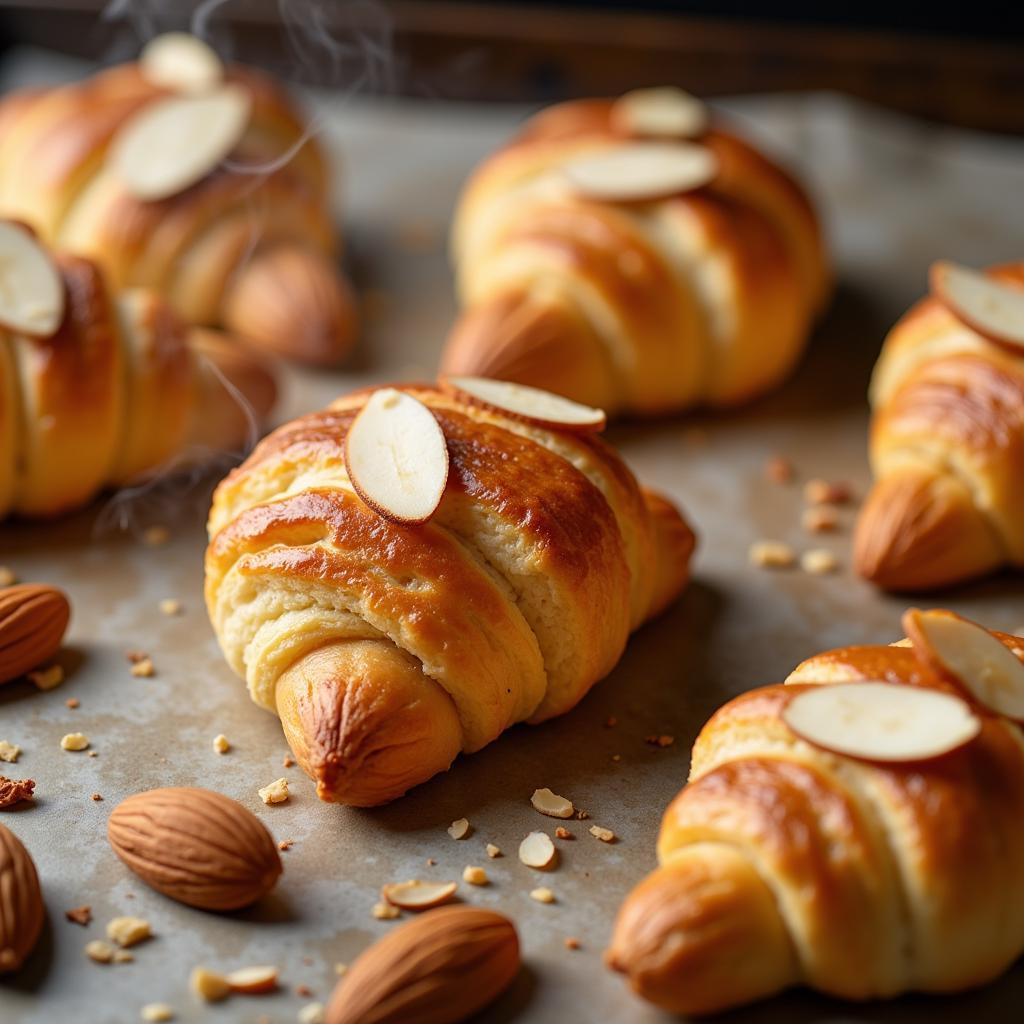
left=0, top=824, right=44, bottom=973
left=108, top=787, right=282, bottom=911
left=325, top=905, right=519, bottom=1024
left=0, top=584, right=70, bottom=685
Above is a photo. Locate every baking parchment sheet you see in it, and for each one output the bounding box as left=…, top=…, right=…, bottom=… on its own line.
left=2, top=47, right=1024, bottom=1024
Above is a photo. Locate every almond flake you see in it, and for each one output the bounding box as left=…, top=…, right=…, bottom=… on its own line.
left=381, top=879, right=457, bottom=911
left=529, top=887, right=556, bottom=904
left=190, top=966, right=231, bottom=1002
left=226, top=965, right=278, bottom=994
left=447, top=817, right=471, bottom=839
left=519, top=831, right=557, bottom=869
left=530, top=787, right=574, bottom=818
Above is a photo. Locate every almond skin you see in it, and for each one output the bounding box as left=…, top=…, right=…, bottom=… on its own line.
left=325, top=905, right=519, bottom=1024
left=108, top=787, right=282, bottom=911
left=0, top=584, right=70, bottom=685
left=0, top=824, right=44, bottom=973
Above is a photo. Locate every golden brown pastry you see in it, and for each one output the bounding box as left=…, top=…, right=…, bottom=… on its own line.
left=608, top=611, right=1024, bottom=1015
left=0, top=33, right=355, bottom=365
left=205, top=380, right=695, bottom=805
left=442, top=88, right=829, bottom=416
left=855, top=261, right=1024, bottom=590
left=0, top=223, right=276, bottom=519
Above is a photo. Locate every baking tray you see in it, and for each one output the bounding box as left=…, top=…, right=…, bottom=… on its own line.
left=2, top=49, right=1024, bottom=1023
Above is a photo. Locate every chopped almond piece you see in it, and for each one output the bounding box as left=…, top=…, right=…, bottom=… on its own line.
left=519, top=831, right=557, bottom=869
left=564, top=937, right=581, bottom=950
left=258, top=778, right=289, bottom=804
left=61, top=732, right=89, bottom=752
left=530, top=787, right=574, bottom=818
left=372, top=901, right=400, bottom=920
left=804, top=479, right=852, bottom=505
left=131, top=657, right=155, bottom=678
left=749, top=540, right=796, bottom=568
left=462, top=865, right=489, bottom=886
left=802, top=505, right=840, bottom=533
left=554, top=827, right=573, bottom=840
left=298, top=1004, right=325, bottom=1024
left=529, top=887, right=556, bottom=904
left=802, top=549, right=838, bottom=575
left=485, top=843, right=502, bottom=858
left=226, top=965, right=278, bottom=994
left=29, top=664, right=64, bottom=690
left=381, top=880, right=457, bottom=910
left=190, top=966, right=231, bottom=1002
left=65, top=697, right=80, bottom=708
left=278, top=838, right=294, bottom=851
left=589, top=825, right=616, bottom=843
left=141, top=1004, right=175, bottom=1022
left=85, top=940, right=116, bottom=963
left=107, top=916, right=151, bottom=948
left=447, top=817, right=470, bottom=839
left=65, top=905, right=92, bottom=926
left=212, top=734, right=230, bottom=754
left=0, top=741, right=20, bottom=763
left=159, top=598, right=182, bottom=616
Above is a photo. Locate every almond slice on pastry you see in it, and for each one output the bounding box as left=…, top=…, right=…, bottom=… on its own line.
left=140, top=32, right=223, bottom=94
left=930, top=260, right=1024, bottom=353
left=0, top=221, right=65, bottom=338
left=440, top=375, right=605, bottom=432
left=611, top=87, right=709, bottom=139
left=561, top=142, right=717, bottom=203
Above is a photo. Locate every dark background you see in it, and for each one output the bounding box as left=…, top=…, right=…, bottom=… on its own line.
left=0, top=1, right=1022, bottom=133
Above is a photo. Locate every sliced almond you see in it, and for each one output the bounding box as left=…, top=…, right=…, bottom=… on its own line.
left=345, top=388, right=449, bottom=524
left=381, top=879, right=457, bottom=911
left=190, top=966, right=231, bottom=1002
left=530, top=787, right=575, bottom=819
left=561, top=142, right=717, bottom=204
left=111, top=84, right=252, bottom=202
left=0, top=221, right=65, bottom=338
left=903, top=608, right=1024, bottom=721
left=930, top=260, right=1024, bottom=353
left=611, top=87, right=709, bottom=139
left=140, top=32, right=223, bottom=94
left=226, top=965, right=278, bottom=994
left=518, top=831, right=557, bottom=870
left=782, top=681, right=980, bottom=763
left=441, top=376, right=605, bottom=433
left=447, top=817, right=470, bottom=840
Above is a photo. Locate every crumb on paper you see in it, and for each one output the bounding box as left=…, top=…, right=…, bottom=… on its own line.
left=802, top=505, right=840, bottom=533
left=294, top=984, right=313, bottom=998
left=107, top=916, right=152, bottom=948
left=529, top=887, right=555, bottom=904
left=0, top=776, right=34, bottom=808
left=130, top=657, right=155, bottom=678
left=66, top=905, right=92, bottom=926
left=28, top=664, right=64, bottom=690
left=61, top=732, right=89, bottom=752
left=298, top=1003, right=325, bottom=1024
left=575, top=809, right=589, bottom=820
left=258, top=778, right=289, bottom=805
left=0, top=567, right=16, bottom=586
left=88, top=750, right=98, bottom=758
left=645, top=734, right=675, bottom=748
left=801, top=548, right=839, bottom=575
left=278, top=839, right=294, bottom=852
left=85, top=940, right=116, bottom=963
left=589, top=825, right=616, bottom=843
left=485, top=843, right=501, bottom=858
left=190, top=966, right=230, bottom=1002
left=372, top=901, right=400, bottom=920
left=749, top=540, right=796, bottom=569
left=804, top=479, right=852, bottom=506
left=282, top=754, right=295, bottom=768
left=564, top=936, right=581, bottom=950
left=91, top=792, right=103, bottom=802
left=143, top=525, right=170, bottom=547
left=141, top=1004, right=175, bottom=1022
left=213, top=734, right=230, bottom=754
left=447, top=817, right=471, bottom=840
left=425, top=857, right=436, bottom=866
left=66, top=697, right=79, bottom=709
left=764, top=455, right=795, bottom=484
left=554, top=826, right=573, bottom=840
left=462, top=865, right=488, bottom=886
left=159, top=598, right=182, bottom=616
left=0, top=740, right=20, bottom=763
left=334, top=963, right=348, bottom=976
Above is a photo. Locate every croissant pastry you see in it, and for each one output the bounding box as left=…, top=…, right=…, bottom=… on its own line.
left=855, top=261, right=1024, bottom=590
left=0, top=221, right=276, bottom=519
left=442, top=88, right=829, bottom=416
left=608, top=610, right=1024, bottom=1015
left=0, top=33, right=356, bottom=366
left=205, top=380, right=695, bottom=805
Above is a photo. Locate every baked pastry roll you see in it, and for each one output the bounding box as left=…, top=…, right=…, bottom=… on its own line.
left=608, top=609, right=1024, bottom=1015
left=443, top=88, right=829, bottom=416
left=0, top=221, right=275, bottom=519
left=856, top=260, right=1024, bottom=590
left=0, top=33, right=355, bottom=365
left=205, top=380, right=695, bottom=805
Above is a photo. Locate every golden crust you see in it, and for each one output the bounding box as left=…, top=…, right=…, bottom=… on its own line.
left=445, top=96, right=828, bottom=416
left=205, top=383, right=694, bottom=804
left=610, top=627, right=1024, bottom=1014
left=856, top=261, right=1024, bottom=590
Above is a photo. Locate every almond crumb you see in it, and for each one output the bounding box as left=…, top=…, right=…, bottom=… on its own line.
left=462, top=865, right=488, bottom=886
left=749, top=540, right=796, bottom=568
left=85, top=939, right=116, bottom=963
left=113, top=949, right=134, bottom=963
left=158, top=598, right=182, bottom=616
left=65, top=905, right=92, bottom=926
left=278, top=838, right=294, bottom=851
left=447, top=817, right=471, bottom=840
left=0, top=741, right=20, bottom=763
left=212, top=734, right=230, bottom=754
left=61, top=732, right=89, bottom=752
left=564, top=937, right=581, bottom=950
left=65, top=697, right=79, bottom=708
left=529, top=887, right=555, bottom=904
left=804, top=479, right=852, bottom=505
left=29, top=664, right=64, bottom=690
left=801, top=548, right=839, bottom=575
left=554, top=827, right=573, bottom=840
left=802, top=505, right=840, bottom=533
left=298, top=1004, right=325, bottom=1024
left=282, top=754, right=295, bottom=768
left=190, top=966, right=230, bottom=1002
left=589, top=825, right=616, bottom=843
left=130, top=657, right=155, bottom=678
left=485, top=843, right=501, bottom=858
left=372, top=901, right=400, bottom=920
left=141, top=1004, right=175, bottom=1022
left=91, top=793, right=103, bottom=802
left=764, top=456, right=795, bottom=484
left=107, top=916, right=151, bottom=948
left=425, top=857, right=436, bottom=866
left=258, top=778, right=289, bottom=804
